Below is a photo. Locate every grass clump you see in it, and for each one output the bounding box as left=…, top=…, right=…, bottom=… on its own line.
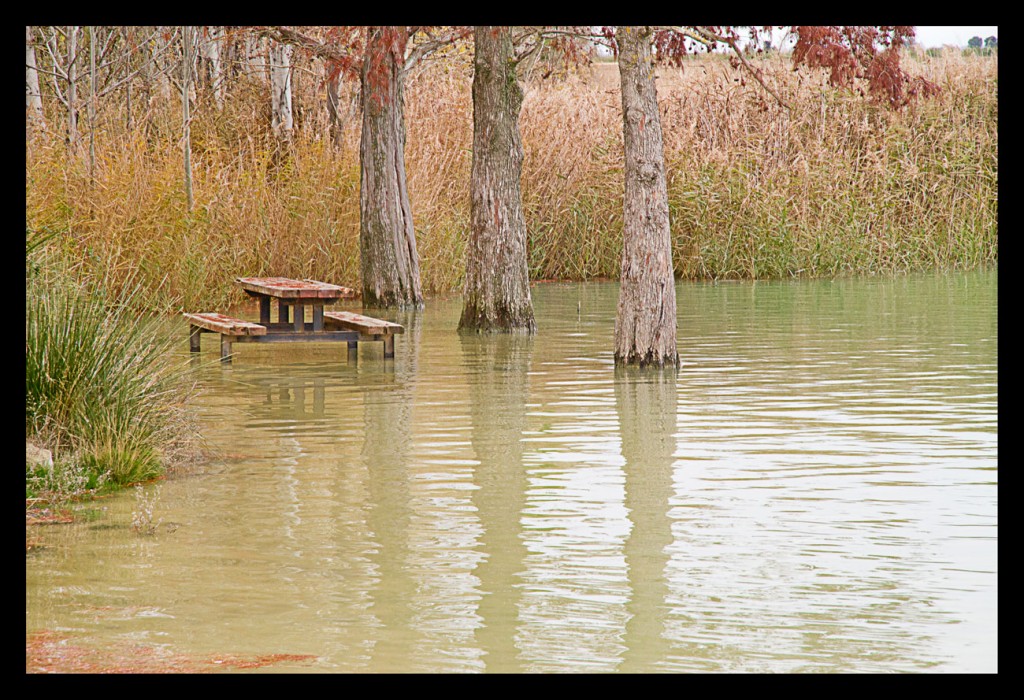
left=26, top=231, right=199, bottom=502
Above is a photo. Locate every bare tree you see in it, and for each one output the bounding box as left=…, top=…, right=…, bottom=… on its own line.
left=62, top=26, right=80, bottom=148
left=201, top=26, right=224, bottom=110
left=26, top=26, right=45, bottom=127
left=88, top=26, right=97, bottom=180
left=269, top=36, right=293, bottom=143
left=325, top=66, right=357, bottom=148
left=182, top=26, right=194, bottom=211
left=152, top=27, right=174, bottom=103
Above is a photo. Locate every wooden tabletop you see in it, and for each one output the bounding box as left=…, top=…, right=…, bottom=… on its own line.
left=236, top=277, right=356, bottom=300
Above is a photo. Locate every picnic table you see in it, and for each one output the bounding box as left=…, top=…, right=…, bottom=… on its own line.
left=184, top=277, right=404, bottom=362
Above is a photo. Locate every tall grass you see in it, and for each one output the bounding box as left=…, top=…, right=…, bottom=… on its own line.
left=26, top=239, right=199, bottom=490
left=25, top=48, right=996, bottom=310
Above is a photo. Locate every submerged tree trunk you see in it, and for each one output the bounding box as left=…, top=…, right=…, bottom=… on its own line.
left=459, top=26, right=536, bottom=334
left=358, top=26, right=423, bottom=309
left=26, top=26, right=45, bottom=127
left=614, top=27, right=678, bottom=367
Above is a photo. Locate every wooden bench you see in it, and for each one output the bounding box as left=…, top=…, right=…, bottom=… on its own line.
left=323, top=311, right=404, bottom=358
left=184, top=312, right=267, bottom=360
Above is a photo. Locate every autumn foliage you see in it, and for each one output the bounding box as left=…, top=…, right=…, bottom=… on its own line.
left=791, top=26, right=939, bottom=108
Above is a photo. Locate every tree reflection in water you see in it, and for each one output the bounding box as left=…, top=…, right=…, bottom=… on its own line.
left=462, top=334, right=534, bottom=673
left=616, top=366, right=677, bottom=672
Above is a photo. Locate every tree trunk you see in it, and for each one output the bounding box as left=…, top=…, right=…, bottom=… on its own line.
left=358, top=26, right=423, bottom=309
left=242, top=33, right=259, bottom=79
left=67, top=26, right=78, bottom=148
left=458, top=26, right=536, bottom=334
left=269, top=38, right=293, bottom=142
left=202, top=26, right=224, bottom=110
left=153, top=27, right=173, bottom=103
left=26, top=26, right=45, bottom=127
left=614, top=27, right=678, bottom=367
left=182, top=26, right=194, bottom=211
left=88, top=26, right=97, bottom=183
left=326, top=68, right=347, bottom=148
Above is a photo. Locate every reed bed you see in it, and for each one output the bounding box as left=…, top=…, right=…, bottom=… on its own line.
left=25, top=48, right=996, bottom=310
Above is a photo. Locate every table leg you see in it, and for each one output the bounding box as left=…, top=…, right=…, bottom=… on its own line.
left=313, top=304, right=324, bottom=331
left=189, top=325, right=201, bottom=352
left=293, top=302, right=304, bottom=332
left=259, top=296, right=270, bottom=325
left=278, top=299, right=289, bottom=324
left=220, top=335, right=233, bottom=363
left=383, top=334, right=395, bottom=359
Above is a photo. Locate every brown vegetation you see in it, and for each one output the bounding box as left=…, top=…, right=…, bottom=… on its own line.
left=25, top=48, right=996, bottom=311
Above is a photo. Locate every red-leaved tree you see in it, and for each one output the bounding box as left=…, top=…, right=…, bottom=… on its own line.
left=601, top=25, right=937, bottom=367
left=261, top=26, right=468, bottom=309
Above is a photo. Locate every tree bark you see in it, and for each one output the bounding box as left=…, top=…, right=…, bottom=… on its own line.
left=269, top=38, right=293, bottom=142
left=458, top=26, right=536, bottom=334
left=88, top=26, right=96, bottom=182
left=153, top=27, right=173, bottom=103
left=67, top=26, right=78, bottom=149
left=26, top=26, right=45, bottom=127
left=182, top=26, right=194, bottom=211
left=326, top=68, right=351, bottom=149
left=614, top=27, right=678, bottom=367
left=202, top=26, right=224, bottom=110
left=358, top=26, right=423, bottom=309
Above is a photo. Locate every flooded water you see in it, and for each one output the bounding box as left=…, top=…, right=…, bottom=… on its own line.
left=26, top=271, right=997, bottom=673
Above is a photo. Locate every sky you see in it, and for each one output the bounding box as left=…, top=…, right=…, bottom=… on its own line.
left=764, top=26, right=999, bottom=49
left=913, top=26, right=998, bottom=47
left=591, top=26, right=999, bottom=55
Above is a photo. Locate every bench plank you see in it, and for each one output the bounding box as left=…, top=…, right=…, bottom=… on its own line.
left=184, top=312, right=267, bottom=336
left=323, top=311, right=405, bottom=336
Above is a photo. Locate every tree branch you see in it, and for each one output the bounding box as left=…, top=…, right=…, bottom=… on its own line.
left=682, top=26, right=791, bottom=112
left=258, top=26, right=353, bottom=63
left=404, top=26, right=470, bottom=72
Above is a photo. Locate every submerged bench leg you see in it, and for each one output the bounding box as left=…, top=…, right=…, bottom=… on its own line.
left=383, top=334, right=395, bottom=359
left=189, top=325, right=202, bottom=353
left=220, top=335, right=233, bottom=363
left=347, top=340, right=358, bottom=361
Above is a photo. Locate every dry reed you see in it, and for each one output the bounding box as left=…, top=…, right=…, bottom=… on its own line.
left=25, top=48, right=996, bottom=310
